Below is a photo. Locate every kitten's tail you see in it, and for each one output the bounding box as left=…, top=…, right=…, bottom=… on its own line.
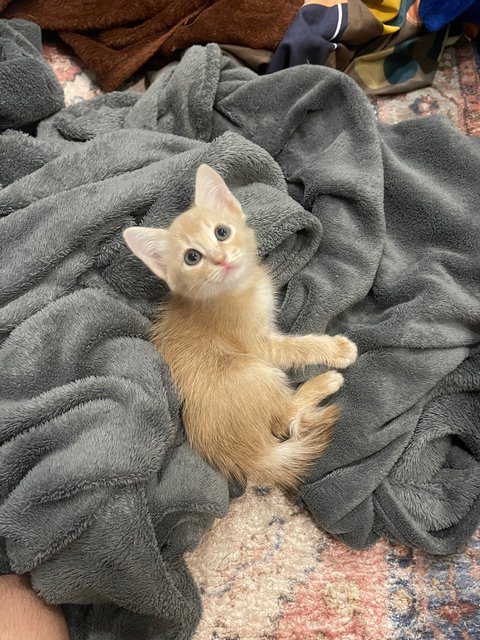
left=257, top=404, right=340, bottom=491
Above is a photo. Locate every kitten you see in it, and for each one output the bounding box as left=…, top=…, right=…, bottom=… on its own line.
left=123, top=165, right=357, bottom=489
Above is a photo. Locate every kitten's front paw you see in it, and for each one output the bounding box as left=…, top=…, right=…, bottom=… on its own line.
left=330, top=336, right=357, bottom=368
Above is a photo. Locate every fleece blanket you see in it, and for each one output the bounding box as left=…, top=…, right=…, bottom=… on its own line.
left=1, top=44, right=479, bottom=638
left=1, top=0, right=302, bottom=91
left=0, top=18, right=63, bottom=130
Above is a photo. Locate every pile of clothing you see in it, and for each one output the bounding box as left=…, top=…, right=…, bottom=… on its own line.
left=1, top=0, right=478, bottom=94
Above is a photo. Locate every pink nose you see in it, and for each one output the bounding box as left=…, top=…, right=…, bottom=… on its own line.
left=214, top=256, right=229, bottom=267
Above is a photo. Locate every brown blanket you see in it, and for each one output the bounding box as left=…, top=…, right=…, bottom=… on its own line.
left=1, top=0, right=302, bottom=90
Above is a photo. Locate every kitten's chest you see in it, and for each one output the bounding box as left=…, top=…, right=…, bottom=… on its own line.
left=225, top=276, right=275, bottom=333
left=252, top=277, right=276, bottom=324
left=217, top=278, right=276, bottom=351
left=155, top=272, right=276, bottom=360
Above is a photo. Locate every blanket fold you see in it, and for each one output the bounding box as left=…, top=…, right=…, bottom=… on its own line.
left=0, top=18, right=63, bottom=131
left=1, top=43, right=479, bottom=639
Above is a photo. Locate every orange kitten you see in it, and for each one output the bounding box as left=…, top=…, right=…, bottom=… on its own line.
left=123, top=165, right=357, bottom=489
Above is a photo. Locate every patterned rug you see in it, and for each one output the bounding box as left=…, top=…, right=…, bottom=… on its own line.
left=188, top=487, right=480, bottom=640
left=372, top=40, right=480, bottom=136
left=43, top=39, right=480, bottom=640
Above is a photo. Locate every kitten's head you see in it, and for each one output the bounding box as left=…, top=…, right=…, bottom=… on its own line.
left=123, top=165, right=258, bottom=300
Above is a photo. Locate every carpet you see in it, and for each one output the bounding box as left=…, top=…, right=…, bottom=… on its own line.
left=42, top=39, right=480, bottom=640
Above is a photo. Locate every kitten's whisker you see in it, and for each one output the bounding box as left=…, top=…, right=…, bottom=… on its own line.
left=197, top=272, right=218, bottom=295
left=211, top=271, right=223, bottom=283
left=186, top=272, right=210, bottom=294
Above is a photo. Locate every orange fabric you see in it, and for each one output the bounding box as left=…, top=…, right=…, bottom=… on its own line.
left=406, top=0, right=422, bottom=27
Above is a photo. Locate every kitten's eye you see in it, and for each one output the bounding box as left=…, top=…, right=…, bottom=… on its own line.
left=215, top=225, right=231, bottom=241
left=184, top=249, right=202, bottom=266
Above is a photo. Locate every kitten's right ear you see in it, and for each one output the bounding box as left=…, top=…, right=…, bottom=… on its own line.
left=195, top=164, right=244, bottom=217
left=123, top=227, right=169, bottom=281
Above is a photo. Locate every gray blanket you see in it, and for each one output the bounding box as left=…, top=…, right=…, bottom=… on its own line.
left=0, top=19, right=64, bottom=132
left=0, top=43, right=479, bottom=639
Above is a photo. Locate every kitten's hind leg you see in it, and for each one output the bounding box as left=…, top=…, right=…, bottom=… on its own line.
left=271, top=371, right=343, bottom=439
left=288, top=371, right=343, bottom=437
left=259, top=400, right=340, bottom=490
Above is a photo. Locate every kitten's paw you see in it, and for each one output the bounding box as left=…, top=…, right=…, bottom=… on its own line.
left=330, top=336, right=357, bottom=368
left=321, top=370, right=344, bottom=396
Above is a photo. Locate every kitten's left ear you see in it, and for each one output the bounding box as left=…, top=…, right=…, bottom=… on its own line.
left=195, top=164, right=245, bottom=218
left=123, top=226, right=169, bottom=281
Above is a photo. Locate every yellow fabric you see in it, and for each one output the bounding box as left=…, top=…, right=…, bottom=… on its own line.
left=351, top=46, right=397, bottom=89
left=363, top=0, right=402, bottom=34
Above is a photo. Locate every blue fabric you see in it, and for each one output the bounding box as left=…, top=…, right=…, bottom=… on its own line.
left=268, top=3, right=348, bottom=74
left=419, top=0, right=477, bottom=31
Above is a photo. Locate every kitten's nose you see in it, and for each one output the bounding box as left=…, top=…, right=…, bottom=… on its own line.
left=213, top=255, right=235, bottom=272
left=213, top=255, right=228, bottom=267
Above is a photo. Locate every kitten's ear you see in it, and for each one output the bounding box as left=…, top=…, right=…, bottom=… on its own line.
left=123, top=227, right=169, bottom=281
left=195, top=164, right=244, bottom=217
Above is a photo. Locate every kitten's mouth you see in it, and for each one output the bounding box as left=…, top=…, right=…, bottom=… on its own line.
left=216, top=261, right=238, bottom=278
left=213, top=256, right=244, bottom=283
left=219, top=267, right=234, bottom=282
